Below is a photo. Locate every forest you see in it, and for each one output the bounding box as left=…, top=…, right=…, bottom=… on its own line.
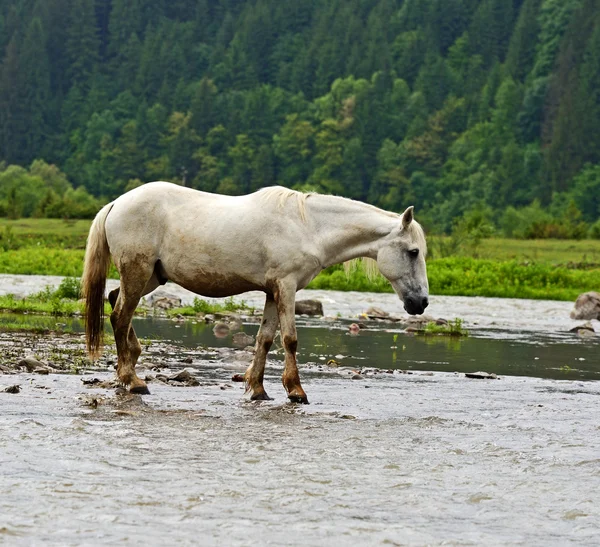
left=1, top=0, right=600, bottom=237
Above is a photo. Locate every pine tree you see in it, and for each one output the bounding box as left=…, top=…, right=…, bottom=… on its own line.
left=505, top=0, right=541, bottom=82
left=20, top=17, right=52, bottom=161
left=0, top=36, right=25, bottom=163
left=65, top=0, right=100, bottom=88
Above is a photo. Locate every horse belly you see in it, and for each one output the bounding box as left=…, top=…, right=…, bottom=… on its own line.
left=172, top=270, right=263, bottom=298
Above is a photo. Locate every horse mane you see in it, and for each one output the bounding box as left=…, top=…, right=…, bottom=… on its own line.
left=257, top=186, right=312, bottom=222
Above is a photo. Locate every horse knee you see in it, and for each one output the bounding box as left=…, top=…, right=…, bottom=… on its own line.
left=283, top=335, right=298, bottom=353
left=257, top=334, right=274, bottom=354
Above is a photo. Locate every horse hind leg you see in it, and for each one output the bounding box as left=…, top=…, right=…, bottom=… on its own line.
left=110, top=263, right=160, bottom=394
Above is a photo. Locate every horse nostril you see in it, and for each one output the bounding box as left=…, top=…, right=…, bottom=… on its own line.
left=422, top=296, right=429, bottom=309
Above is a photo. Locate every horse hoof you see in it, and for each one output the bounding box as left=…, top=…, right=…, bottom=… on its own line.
left=130, top=384, right=151, bottom=395
left=250, top=391, right=273, bottom=401
left=288, top=393, right=309, bottom=404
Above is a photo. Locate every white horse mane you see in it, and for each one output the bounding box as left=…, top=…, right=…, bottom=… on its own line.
left=257, top=186, right=312, bottom=222
left=257, top=186, right=426, bottom=279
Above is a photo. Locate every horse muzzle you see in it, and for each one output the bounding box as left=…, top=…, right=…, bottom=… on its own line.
left=403, top=295, right=429, bottom=315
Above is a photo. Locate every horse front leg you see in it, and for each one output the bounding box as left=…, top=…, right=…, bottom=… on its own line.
left=274, top=281, right=308, bottom=404
left=244, top=294, right=278, bottom=400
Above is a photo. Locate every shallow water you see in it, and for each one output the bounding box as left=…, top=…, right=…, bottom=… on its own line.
left=0, top=273, right=589, bottom=332
left=2, top=313, right=598, bottom=381
left=1, top=367, right=600, bottom=546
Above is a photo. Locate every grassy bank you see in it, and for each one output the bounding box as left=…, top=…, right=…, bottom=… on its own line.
left=309, top=258, right=599, bottom=301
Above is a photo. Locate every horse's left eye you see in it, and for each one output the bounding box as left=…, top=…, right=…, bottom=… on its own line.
left=408, top=249, right=419, bottom=257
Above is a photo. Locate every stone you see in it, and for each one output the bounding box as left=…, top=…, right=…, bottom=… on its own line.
left=365, top=306, right=389, bottom=318
left=570, top=292, right=600, bottom=320
left=465, top=371, right=498, bottom=380
left=18, top=357, right=46, bottom=372
left=149, top=295, right=182, bottom=310
left=168, top=369, right=200, bottom=386
left=232, top=332, right=255, bottom=347
left=568, top=322, right=595, bottom=334
left=213, top=322, right=230, bottom=339
left=295, top=299, right=324, bottom=316
left=4, top=385, right=20, bottom=393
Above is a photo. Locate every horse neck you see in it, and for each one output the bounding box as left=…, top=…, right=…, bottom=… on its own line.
left=306, top=195, right=400, bottom=268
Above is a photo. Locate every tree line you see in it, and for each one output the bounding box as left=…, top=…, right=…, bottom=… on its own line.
left=1, top=0, right=599, bottom=236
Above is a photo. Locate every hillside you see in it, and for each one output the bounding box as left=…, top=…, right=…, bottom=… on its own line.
left=0, top=0, right=599, bottom=233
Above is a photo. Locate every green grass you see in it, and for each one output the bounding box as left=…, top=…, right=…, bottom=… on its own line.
left=430, top=236, right=600, bottom=265
left=309, top=258, right=600, bottom=301
left=422, top=318, right=469, bottom=336
left=0, top=248, right=120, bottom=277
left=167, top=297, right=253, bottom=316
left=0, top=218, right=91, bottom=249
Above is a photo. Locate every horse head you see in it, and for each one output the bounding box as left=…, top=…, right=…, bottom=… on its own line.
left=376, top=206, right=429, bottom=315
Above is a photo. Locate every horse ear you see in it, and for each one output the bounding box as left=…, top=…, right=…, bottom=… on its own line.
left=402, top=206, right=414, bottom=229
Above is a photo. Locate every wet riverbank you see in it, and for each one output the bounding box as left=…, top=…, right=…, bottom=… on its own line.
left=0, top=273, right=591, bottom=333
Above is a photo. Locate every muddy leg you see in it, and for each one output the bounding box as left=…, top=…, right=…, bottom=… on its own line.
left=110, top=273, right=153, bottom=394
left=274, top=281, right=308, bottom=404
left=245, top=295, right=278, bottom=400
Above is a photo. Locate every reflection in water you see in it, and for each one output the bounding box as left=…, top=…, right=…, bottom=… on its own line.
left=1, top=312, right=598, bottom=380
left=128, top=317, right=600, bottom=381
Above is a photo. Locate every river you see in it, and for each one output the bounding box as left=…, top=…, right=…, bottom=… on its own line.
left=0, top=274, right=599, bottom=545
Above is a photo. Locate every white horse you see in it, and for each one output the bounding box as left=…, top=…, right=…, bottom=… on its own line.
left=82, top=182, right=429, bottom=403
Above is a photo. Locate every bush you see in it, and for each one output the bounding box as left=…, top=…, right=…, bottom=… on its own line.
left=589, top=219, right=600, bottom=239
left=54, top=277, right=81, bottom=299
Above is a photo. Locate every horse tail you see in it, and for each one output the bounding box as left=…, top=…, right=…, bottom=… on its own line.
left=82, top=202, right=114, bottom=359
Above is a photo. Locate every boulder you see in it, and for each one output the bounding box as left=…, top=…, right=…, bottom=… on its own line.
left=295, top=299, right=324, bottom=316
left=232, top=332, right=255, bottom=348
left=365, top=306, right=389, bottom=318
left=570, top=291, right=600, bottom=320
left=149, top=295, right=182, bottom=310
left=18, top=357, right=46, bottom=372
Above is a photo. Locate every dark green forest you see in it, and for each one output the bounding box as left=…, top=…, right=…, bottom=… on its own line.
left=1, top=0, right=600, bottom=236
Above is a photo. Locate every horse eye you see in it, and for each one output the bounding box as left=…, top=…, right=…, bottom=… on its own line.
left=408, top=249, right=419, bottom=257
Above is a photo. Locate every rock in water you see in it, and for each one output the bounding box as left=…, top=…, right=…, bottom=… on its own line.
left=570, top=292, right=600, bottom=320
left=18, top=357, right=46, bottom=372
left=149, top=295, right=182, bottom=310
left=295, top=299, right=324, bottom=316
left=465, top=371, right=498, bottom=380
left=232, top=332, right=255, bottom=347
left=365, top=306, right=389, bottom=318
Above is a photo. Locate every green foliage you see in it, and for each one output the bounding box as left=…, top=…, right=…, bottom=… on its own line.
left=308, top=256, right=600, bottom=301
left=0, top=0, right=600, bottom=233
left=501, top=200, right=588, bottom=239
left=169, top=297, right=253, bottom=316
left=423, top=318, right=468, bottom=336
